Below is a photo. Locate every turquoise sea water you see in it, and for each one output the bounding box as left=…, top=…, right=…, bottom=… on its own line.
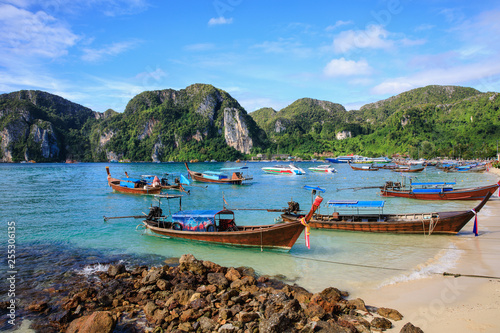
left=1, top=162, right=498, bottom=295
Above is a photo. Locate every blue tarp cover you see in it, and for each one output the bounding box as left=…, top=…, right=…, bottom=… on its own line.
left=172, top=210, right=223, bottom=231
left=412, top=188, right=443, bottom=193
left=303, top=185, right=326, bottom=193
left=119, top=178, right=141, bottom=188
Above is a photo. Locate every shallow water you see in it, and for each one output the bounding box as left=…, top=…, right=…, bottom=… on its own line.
left=0, top=161, right=497, bottom=300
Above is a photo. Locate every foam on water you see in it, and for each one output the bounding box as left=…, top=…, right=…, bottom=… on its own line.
left=76, top=262, right=111, bottom=276
left=380, top=244, right=463, bottom=287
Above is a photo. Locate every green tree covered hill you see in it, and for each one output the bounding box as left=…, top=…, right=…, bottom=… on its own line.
left=250, top=85, right=499, bottom=159
left=1, top=84, right=498, bottom=162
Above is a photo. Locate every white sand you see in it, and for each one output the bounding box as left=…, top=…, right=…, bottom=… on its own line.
left=357, top=174, right=500, bottom=332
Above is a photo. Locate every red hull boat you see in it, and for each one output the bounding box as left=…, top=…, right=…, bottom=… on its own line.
left=380, top=180, right=499, bottom=200
left=281, top=193, right=492, bottom=235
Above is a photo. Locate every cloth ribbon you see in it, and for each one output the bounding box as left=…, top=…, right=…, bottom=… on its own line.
left=471, top=208, right=478, bottom=236
left=300, top=217, right=310, bottom=249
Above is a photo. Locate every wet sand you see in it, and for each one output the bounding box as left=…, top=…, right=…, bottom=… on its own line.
left=357, top=171, right=500, bottom=332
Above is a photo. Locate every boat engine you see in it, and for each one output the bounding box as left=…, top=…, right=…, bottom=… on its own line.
left=287, top=200, right=300, bottom=213
left=147, top=206, right=163, bottom=220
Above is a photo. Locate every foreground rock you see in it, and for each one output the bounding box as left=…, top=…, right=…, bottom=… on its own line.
left=20, top=254, right=422, bottom=332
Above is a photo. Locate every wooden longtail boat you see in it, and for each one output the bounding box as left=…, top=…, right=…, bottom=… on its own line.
left=391, top=166, right=425, bottom=173
left=139, top=194, right=322, bottom=250
left=106, top=166, right=162, bottom=194
left=281, top=193, right=492, bottom=235
left=140, top=173, right=188, bottom=192
left=380, top=180, right=499, bottom=200
left=348, top=161, right=379, bottom=171
left=184, top=162, right=252, bottom=185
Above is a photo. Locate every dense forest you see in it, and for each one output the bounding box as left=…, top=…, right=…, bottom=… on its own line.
left=250, top=85, right=500, bottom=160
left=1, top=84, right=499, bottom=162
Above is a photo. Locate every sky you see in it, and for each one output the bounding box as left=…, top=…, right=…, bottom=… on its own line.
left=1, top=0, right=500, bottom=113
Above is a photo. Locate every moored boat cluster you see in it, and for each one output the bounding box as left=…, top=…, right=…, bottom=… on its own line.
left=21, top=254, right=423, bottom=333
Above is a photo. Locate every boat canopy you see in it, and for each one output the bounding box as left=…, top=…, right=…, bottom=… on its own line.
left=327, top=200, right=385, bottom=208
left=172, top=209, right=234, bottom=231
left=327, top=200, right=384, bottom=214
left=119, top=178, right=143, bottom=188
left=303, top=185, right=326, bottom=193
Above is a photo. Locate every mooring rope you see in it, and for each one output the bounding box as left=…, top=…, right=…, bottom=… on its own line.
left=274, top=253, right=500, bottom=280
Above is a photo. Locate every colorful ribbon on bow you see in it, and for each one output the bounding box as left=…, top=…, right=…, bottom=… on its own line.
left=300, top=217, right=310, bottom=249
left=471, top=208, right=478, bottom=236
left=300, top=195, right=324, bottom=249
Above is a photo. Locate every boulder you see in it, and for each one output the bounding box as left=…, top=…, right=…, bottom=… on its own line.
left=225, top=268, right=241, bottom=282
left=141, top=266, right=165, bottom=285
left=107, top=263, right=126, bottom=277
left=347, top=298, right=368, bottom=312
left=66, top=311, right=116, bottom=333
left=218, top=323, right=237, bottom=333
left=207, top=272, right=229, bottom=289
left=197, top=316, right=216, bottom=332
left=377, top=307, right=403, bottom=321
left=371, top=317, right=392, bottom=330
left=400, top=322, right=424, bottom=333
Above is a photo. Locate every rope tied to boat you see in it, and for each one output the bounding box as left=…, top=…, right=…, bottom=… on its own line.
left=471, top=208, right=478, bottom=236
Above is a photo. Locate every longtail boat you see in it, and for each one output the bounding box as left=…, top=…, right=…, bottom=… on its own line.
left=136, top=194, right=322, bottom=250
left=380, top=179, right=499, bottom=200
left=185, top=162, right=252, bottom=185
left=348, top=161, right=379, bottom=171
left=391, top=166, right=425, bottom=173
left=281, top=192, right=492, bottom=235
left=445, top=164, right=487, bottom=173
left=140, top=173, right=188, bottom=193
left=106, top=166, right=162, bottom=194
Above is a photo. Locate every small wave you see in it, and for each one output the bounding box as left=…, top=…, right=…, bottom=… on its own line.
left=380, top=245, right=463, bottom=287
left=76, top=263, right=111, bottom=276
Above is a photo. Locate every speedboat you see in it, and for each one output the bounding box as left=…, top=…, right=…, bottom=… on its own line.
left=308, top=164, right=337, bottom=173
left=262, top=164, right=306, bottom=175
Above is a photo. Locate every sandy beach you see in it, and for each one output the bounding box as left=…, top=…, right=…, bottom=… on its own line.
left=358, top=171, right=500, bottom=333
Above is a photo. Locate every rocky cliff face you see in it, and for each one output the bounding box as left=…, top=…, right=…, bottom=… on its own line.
left=28, top=120, right=60, bottom=159
left=223, top=108, right=253, bottom=154
left=119, top=84, right=257, bottom=158
left=0, top=119, right=30, bottom=162
left=0, top=90, right=101, bottom=162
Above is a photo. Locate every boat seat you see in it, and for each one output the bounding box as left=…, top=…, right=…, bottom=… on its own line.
left=330, top=212, right=340, bottom=220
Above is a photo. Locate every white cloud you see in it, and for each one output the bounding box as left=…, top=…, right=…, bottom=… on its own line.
left=81, top=40, right=139, bottom=62
left=0, top=4, right=79, bottom=59
left=333, top=24, right=393, bottom=54
left=184, top=43, right=216, bottom=52
left=371, top=61, right=500, bottom=95
left=326, top=20, right=353, bottom=31
left=253, top=39, right=312, bottom=58
left=323, top=58, right=372, bottom=77
left=25, top=0, right=150, bottom=17
left=208, top=16, right=233, bottom=26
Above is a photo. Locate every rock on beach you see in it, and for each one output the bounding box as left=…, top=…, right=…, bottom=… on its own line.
left=20, top=254, right=421, bottom=333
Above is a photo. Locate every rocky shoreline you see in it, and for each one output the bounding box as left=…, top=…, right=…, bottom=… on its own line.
left=5, top=254, right=426, bottom=333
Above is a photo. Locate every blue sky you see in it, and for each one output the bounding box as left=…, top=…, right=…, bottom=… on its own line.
left=1, top=0, right=500, bottom=113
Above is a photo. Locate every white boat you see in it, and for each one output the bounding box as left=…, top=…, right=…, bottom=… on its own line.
left=262, top=164, right=306, bottom=175
left=308, top=164, right=337, bottom=173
